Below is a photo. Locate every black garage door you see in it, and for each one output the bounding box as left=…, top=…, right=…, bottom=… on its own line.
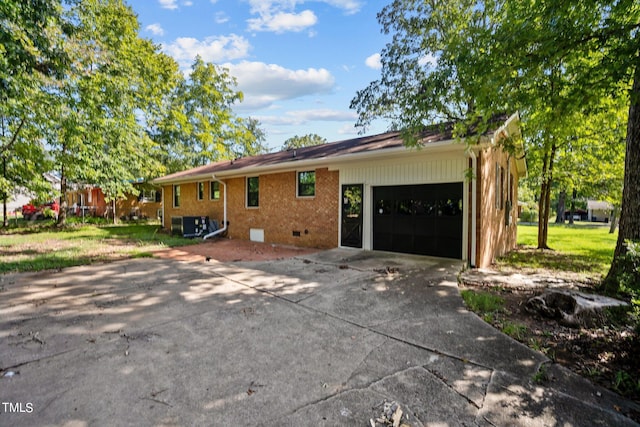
left=373, top=183, right=463, bottom=259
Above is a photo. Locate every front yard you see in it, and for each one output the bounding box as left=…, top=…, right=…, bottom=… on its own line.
left=0, top=221, right=195, bottom=274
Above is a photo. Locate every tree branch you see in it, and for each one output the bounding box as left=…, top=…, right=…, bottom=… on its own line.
left=0, top=117, right=26, bottom=156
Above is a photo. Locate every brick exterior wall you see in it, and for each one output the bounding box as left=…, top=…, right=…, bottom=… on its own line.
left=116, top=194, right=161, bottom=220
left=162, top=167, right=339, bottom=249
left=476, top=146, right=519, bottom=267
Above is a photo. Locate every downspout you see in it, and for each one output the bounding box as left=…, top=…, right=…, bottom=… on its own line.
left=161, top=187, right=165, bottom=229
left=203, top=175, right=227, bottom=240
left=470, top=150, right=477, bottom=268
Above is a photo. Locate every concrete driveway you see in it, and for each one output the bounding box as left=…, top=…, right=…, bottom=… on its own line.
left=1, top=249, right=638, bottom=426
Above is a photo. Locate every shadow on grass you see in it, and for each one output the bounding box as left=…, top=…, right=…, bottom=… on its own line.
left=0, top=224, right=197, bottom=274
left=499, top=245, right=611, bottom=275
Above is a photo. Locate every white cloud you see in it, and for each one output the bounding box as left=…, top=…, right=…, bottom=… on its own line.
left=321, top=0, right=363, bottom=15
left=255, top=109, right=356, bottom=126
left=365, top=53, right=382, bottom=70
left=245, top=0, right=362, bottom=33
left=214, top=11, right=229, bottom=24
left=288, top=109, right=357, bottom=122
left=158, top=0, right=178, bottom=10
left=247, top=9, right=317, bottom=33
left=338, top=123, right=359, bottom=135
left=224, top=61, right=335, bottom=110
left=163, top=34, right=251, bottom=65
left=418, top=53, right=438, bottom=67
left=158, top=0, right=192, bottom=10
left=145, top=23, right=165, bottom=36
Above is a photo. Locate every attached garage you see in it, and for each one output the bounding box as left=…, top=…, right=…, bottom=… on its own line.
left=372, top=183, right=463, bottom=259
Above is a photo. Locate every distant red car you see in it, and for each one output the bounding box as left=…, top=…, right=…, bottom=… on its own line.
left=22, top=200, right=59, bottom=220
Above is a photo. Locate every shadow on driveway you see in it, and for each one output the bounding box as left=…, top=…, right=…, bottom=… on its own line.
left=1, top=248, right=638, bottom=426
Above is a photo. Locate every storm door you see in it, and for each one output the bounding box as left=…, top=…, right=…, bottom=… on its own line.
left=341, top=184, right=363, bottom=248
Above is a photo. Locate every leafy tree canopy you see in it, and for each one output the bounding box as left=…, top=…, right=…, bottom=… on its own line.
left=281, top=134, right=327, bottom=151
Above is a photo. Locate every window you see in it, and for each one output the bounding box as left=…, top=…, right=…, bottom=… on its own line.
left=297, top=171, right=316, bottom=197
left=210, top=181, right=220, bottom=200
left=247, top=176, right=259, bottom=207
left=197, top=182, right=205, bottom=201
left=138, top=189, right=158, bottom=203
left=173, top=185, right=181, bottom=208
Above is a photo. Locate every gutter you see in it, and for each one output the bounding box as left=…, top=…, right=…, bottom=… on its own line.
left=203, top=175, right=227, bottom=240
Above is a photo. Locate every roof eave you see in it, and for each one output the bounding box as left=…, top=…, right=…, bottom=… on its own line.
left=152, top=138, right=464, bottom=185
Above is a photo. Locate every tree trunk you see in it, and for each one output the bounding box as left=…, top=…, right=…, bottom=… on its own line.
left=603, top=61, right=640, bottom=291
left=538, top=141, right=557, bottom=249
left=609, top=206, right=619, bottom=234
left=2, top=156, right=7, bottom=227
left=568, top=188, right=576, bottom=225
left=57, top=165, right=67, bottom=227
left=555, top=190, right=566, bottom=224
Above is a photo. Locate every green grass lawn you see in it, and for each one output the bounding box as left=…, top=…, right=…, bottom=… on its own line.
left=497, top=222, right=617, bottom=278
left=0, top=222, right=196, bottom=274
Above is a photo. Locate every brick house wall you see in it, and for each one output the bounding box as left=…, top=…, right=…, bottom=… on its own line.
left=116, top=194, right=161, bottom=220
left=162, top=167, right=339, bottom=249
left=476, top=146, right=520, bottom=267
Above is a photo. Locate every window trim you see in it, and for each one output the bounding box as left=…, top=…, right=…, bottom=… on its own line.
left=246, top=176, right=259, bottom=208
left=173, top=184, right=181, bottom=208
left=296, top=170, right=316, bottom=198
left=210, top=180, right=220, bottom=201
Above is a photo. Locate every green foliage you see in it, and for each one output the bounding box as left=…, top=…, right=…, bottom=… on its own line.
left=460, top=289, right=504, bottom=313
left=613, top=370, right=640, bottom=396
left=281, top=134, right=327, bottom=151
left=501, top=321, right=528, bottom=341
left=153, top=56, right=267, bottom=172
left=532, top=364, right=549, bottom=384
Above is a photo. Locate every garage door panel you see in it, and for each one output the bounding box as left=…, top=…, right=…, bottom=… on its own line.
left=373, top=183, right=463, bottom=259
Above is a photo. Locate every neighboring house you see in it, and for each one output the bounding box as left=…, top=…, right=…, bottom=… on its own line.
left=65, top=183, right=161, bottom=220
left=153, top=113, right=526, bottom=268
left=587, top=200, right=613, bottom=223
left=116, top=185, right=162, bottom=220
left=65, top=185, right=109, bottom=217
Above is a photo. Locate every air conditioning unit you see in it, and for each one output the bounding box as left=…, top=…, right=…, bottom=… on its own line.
left=182, top=216, right=209, bottom=238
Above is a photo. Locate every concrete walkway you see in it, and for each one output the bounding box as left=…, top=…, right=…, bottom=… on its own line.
left=1, top=249, right=638, bottom=426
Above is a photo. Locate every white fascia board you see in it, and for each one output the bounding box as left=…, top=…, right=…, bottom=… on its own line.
left=153, top=138, right=464, bottom=184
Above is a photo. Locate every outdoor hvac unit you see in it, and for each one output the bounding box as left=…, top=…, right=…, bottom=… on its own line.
left=182, top=216, right=210, bottom=238
left=171, top=216, right=183, bottom=235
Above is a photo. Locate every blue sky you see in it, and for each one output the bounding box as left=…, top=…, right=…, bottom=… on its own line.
left=129, top=0, right=391, bottom=151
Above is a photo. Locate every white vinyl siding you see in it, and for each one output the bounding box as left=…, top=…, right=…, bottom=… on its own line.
left=337, top=151, right=468, bottom=258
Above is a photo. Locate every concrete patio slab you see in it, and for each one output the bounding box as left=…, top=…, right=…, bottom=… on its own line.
left=1, top=248, right=638, bottom=426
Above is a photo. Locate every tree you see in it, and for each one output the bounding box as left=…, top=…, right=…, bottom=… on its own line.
left=490, top=0, right=639, bottom=289
left=281, top=134, right=327, bottom=151
left=0, top=0, right=71, bottom=225
left=152, top=56, right=266, bottom=172
left=44, top=0, right=179, bottom=225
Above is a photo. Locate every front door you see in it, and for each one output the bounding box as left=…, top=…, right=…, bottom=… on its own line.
left=341, top=184, right=363, bottom=248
